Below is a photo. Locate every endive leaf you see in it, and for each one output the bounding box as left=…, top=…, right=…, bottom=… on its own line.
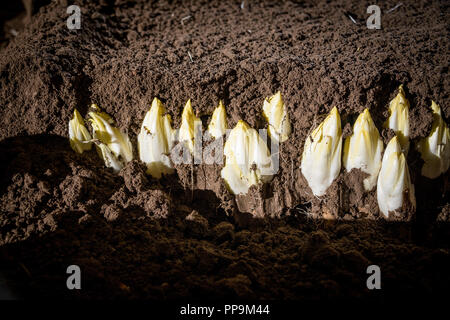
left=97, top=142, right=123, bottom=172
left=221, top=120, right=273, bottom=194
left=207, top=100, right=227, bottom=139
left=377, top=136, right=416, bottom=217
left=343, top=108, right=383, bottom=191
left=88, top=106, right=133, bottom=171
left=301, top=107, right=342, bottom=196
left=417, top=101, right=450, bottom=178
left=179, top=99, right=200, bottom=154
left=138, top=97, right=175, bottom=178
left=262, top=91, right=291, bottom=142
left=384, top=85, right=410, bottom=153
left=68, top=109, right=92, bottom=154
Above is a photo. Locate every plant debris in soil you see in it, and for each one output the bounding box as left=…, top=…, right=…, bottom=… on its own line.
left=0, top=0, right=449, bottom=300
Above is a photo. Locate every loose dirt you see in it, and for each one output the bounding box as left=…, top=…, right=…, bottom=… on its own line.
left=0, top=0, right=449, bottom=300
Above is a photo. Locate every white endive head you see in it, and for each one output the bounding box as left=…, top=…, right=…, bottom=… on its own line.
left=262, top=91, right=291, bottom=142
left=69, top=109, right=92, bottom=154
left=417, top=101, right=450, bottom=178
left=88, top=105, right=133, bottom=171
left=138, top=97, right=175, bottom=178
left=377, top=136, right=416, bottom=217
left=384, top=85, right=410, bottom=153
left=343, top=108, right=383, bottom=191
left=207, top=100, right=227, bottom=139
left=179, top=99, right=200, bottom=153
left=301, top=107, right=342, bottom=196
left=221, top=120, right=273, bottom=195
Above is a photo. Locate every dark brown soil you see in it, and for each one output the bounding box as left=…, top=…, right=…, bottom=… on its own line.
left=0, top=0, right=449, bottom=301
